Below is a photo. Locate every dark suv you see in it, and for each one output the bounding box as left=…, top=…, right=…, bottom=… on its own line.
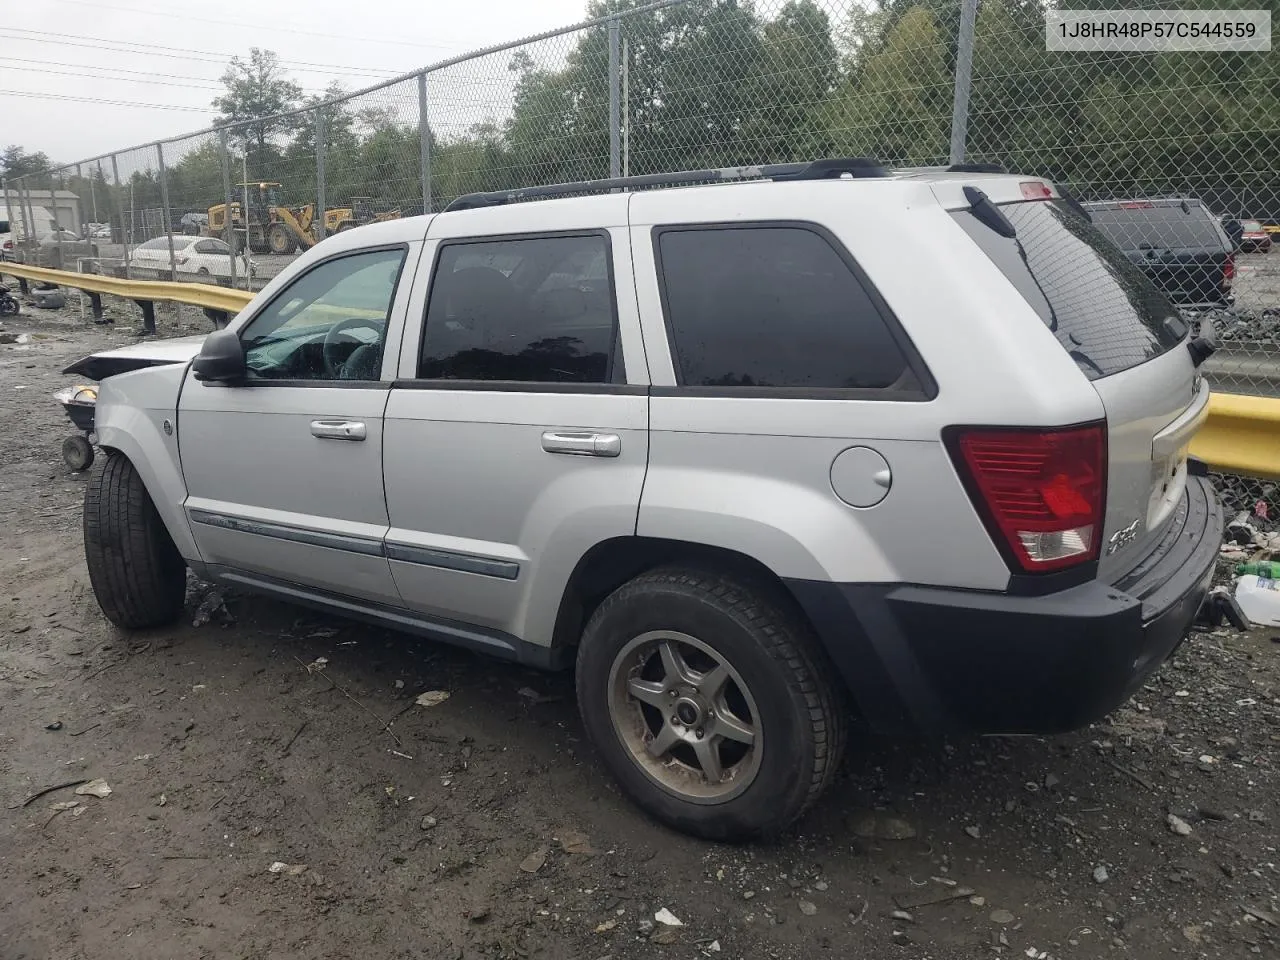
left=1083, top=198, right=1234, bottom=307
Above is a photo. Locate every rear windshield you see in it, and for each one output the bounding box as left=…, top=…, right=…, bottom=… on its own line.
left=1086, top=203, right=1226, bottom=250
left=955, top=199, right=1187, bottom=380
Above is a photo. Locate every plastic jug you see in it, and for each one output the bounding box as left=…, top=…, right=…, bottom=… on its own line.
left=1233, top=574, right=1280, bottom=627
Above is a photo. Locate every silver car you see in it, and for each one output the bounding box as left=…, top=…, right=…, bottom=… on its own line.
left=68, top=160, right=1222, bottom=840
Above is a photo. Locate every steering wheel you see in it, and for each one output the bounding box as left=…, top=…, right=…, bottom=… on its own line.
left=322, top=317, right=385, bottom=378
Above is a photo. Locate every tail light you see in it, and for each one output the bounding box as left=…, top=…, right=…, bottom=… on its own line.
left=948, top=424, right=1107, bottom=573
left=1224, top=254, right=1235, bottom=285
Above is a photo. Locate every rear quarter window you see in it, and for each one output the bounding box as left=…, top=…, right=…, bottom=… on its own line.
left=955, top=199, right=1187, bottom=380
left=654, top=224, right=928, bottom=395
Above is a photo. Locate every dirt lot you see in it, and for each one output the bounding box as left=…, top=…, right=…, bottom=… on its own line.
left=2, top=299, right=1280, bottom=960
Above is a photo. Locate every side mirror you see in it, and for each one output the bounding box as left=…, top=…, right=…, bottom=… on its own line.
left=193, top=328, right=246, bottom=383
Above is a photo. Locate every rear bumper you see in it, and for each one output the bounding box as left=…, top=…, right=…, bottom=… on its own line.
left=788, top=475, right=1222, bottom=734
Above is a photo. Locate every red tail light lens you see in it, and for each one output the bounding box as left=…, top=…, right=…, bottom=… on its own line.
left=949, top=424, right=1107, bottom=573
left=1224, top=254, right=1235, bottom=283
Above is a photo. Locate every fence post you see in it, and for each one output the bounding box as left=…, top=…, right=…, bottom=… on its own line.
left=218, top=128, right=237, bottom=287
left=622, top=36, right=630, bottom=178
left=54, top=169, right=65, bottom=270
left=110, top=154, right=129, bottom=277
left=316, top=107, right=327, bottom=243
left=418, top=71, right=432, bottom=214
left=608, top=18, right=621, bottom=180
left=156, top=143, right=177, bottom=284
left=22, top=178, right=37, bottom=261
left=75, top=163, right=86, bottom=233
left=949, top=0, right=979, bottom=165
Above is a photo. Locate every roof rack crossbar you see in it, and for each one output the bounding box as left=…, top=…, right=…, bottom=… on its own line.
left=443, top=157, right=887, bottom=211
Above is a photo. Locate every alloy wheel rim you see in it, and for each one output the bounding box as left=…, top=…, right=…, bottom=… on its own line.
left=606, top=630, right=762, bottom=804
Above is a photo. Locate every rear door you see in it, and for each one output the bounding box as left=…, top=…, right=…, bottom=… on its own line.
left=956, top=197, right=1205, bottom=579
left=382, top=200, right=649, bottom=646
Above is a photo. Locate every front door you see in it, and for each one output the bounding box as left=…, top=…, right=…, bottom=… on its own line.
left=178, top=243, right=417, bottom=605
left=382, top=214, right=650, bottom=647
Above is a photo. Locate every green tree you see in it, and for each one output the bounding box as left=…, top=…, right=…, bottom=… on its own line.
left=1, top=144, right=51, bottom=179
left=825, top=5, right=951, bottom=164
left=213, top=48, right=303, bottom=173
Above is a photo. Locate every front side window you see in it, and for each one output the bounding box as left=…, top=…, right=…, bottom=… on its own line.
left=419, top=234, right=618, bottom=384
left=655, top=225, right=912, bottom=390
left=240, top=248, right=405, bottom=382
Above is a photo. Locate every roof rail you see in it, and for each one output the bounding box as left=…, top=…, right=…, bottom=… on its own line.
left=443, top=157, right=888, bottom=211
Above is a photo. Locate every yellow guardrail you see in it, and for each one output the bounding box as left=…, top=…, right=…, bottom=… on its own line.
left=0, top=262, right=253, bottom=315
left=1190, top=393, right=1280, bottom=481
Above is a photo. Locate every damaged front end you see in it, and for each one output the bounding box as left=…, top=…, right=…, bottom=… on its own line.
left=55, top=334, right=207, bottom=472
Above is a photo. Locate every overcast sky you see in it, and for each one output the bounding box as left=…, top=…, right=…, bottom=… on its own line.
left=2, top=0, right=590, bottom=163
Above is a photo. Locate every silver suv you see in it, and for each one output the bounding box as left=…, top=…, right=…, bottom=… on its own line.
left=71, top=160, right=1222, bottom=840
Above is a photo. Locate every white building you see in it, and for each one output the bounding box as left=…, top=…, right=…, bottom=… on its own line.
left=0, top=190, right=83, bottom=236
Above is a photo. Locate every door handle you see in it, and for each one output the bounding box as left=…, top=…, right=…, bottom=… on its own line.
left=541, top=431, right=621, bottom=457
left=310, top=419, right=367, bottom=441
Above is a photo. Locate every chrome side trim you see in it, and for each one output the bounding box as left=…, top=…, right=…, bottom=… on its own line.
left=188, top=508, right=520, bottom=580
left=188, top=508, right=385, bottom=558
left=385, top=542, right=520, bottom=580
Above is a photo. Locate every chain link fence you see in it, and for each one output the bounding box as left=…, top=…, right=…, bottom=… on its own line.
left=2, top=0, right=1278, bottom=510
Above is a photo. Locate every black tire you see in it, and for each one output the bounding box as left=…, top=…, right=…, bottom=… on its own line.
left=576, top=566, right=845, bottom=841
left=267, top=223, right=296, bottom=256
left=62, top=434, right=94, bottom=472
left=0, top=296, right=18, bottom=317
left=83, top=452, right=186, bottom=629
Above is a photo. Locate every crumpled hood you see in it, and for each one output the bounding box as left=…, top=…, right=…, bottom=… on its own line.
left=62, top=334, right=207, bottom=381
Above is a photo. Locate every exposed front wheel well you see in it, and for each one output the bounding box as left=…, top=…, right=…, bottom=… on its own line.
left=552, top=536, right=819, bottom=650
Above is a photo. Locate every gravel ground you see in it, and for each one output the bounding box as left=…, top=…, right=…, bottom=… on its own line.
left=2, top=295, right=1280, bottom=960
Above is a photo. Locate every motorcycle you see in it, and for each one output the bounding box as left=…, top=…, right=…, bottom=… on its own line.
left=0, top=284, right=18, bottom=317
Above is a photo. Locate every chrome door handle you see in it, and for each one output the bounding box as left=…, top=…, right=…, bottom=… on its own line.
left=541, top=431, right=621, bottom=457
left=310, top=419, right=366, bottom=441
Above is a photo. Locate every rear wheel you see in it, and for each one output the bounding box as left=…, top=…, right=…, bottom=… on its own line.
left=576, top=566, right=845, bottom=841
left=83, top=452, right=186, bottom=629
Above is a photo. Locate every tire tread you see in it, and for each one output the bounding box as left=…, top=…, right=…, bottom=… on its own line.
left=577, top=564, right=846, bottom=838
left=83, top=452, right=185, bottom=629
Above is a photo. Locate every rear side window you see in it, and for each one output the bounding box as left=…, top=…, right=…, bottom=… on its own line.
left=655, top=225, right=916, bottom=392
left=1088, top=203, right=1227, bottom=250
left=956, top=200, right=1186, bottom=380
left=420, top=234, right=618, bottom=384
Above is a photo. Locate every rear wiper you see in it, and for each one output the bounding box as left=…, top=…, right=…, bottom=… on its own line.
left=963, top=186, right=1016, bottom=238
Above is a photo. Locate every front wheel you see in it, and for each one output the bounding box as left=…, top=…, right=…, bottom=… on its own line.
left=576, top=566, right=845, bottom=841
left=83, top=452, right=186, bottom=628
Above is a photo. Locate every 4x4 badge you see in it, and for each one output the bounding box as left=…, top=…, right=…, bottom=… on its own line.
left=1106, top=518, right=1142, bottom=556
